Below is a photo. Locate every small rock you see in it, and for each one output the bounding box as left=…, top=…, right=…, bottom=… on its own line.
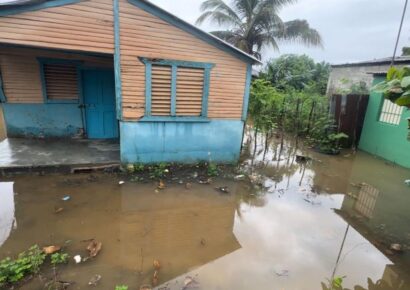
left=140, top=285, right=152, bottom=290
left=185, top=183, right=192, bottom=189
left=119, top=181, right=125, bottom=185
left=405, top=179, right=410, bottom=186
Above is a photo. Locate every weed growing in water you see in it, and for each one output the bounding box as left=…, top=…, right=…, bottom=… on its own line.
left=50, top=253, right=69, bottom=265
left=115, top=285, right=128, bottom=290
left=207, top=163, right=219, bottom=177
left=0, top=245, right=46, bottom=286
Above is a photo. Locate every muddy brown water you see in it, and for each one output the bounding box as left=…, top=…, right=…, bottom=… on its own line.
left=1, top=137, right=410, bottom=290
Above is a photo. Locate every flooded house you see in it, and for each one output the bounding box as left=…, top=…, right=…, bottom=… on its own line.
left=0, top=0, right=259, bottom=166
left=327, top=56, right=410, bottom=168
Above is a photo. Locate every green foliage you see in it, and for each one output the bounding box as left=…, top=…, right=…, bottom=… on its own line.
left=262, top=54, right=330, bottom=94
left=249, top=79, right=283, bottom=133
left=133, top=163, right=145, bottom=172
left=50, top=253, right=69, bottom=265
left=0, top=245, right=46, bottom=286
left=115, top=286, right=128, bottom=290
left=148, top=162, right=169, bottom=179
left=207, top=163, right=219, bottom=177
left=248, top=77, right=345, bottom=152
left=196, top=0, right=322, bottom=59
left=402, top=46, right=410, bottom=56
left=372, top=66, right=410, bottom=107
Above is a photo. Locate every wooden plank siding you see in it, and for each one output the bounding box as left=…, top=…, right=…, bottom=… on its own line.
left=119, top=0, right=247, bottom=120
left=0, top=0, right=114, bottom=54
left=0, top=46, right=113, bottom=103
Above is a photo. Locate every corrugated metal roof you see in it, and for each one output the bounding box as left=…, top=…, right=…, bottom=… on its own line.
left=332, top=56, right=410, bottom=68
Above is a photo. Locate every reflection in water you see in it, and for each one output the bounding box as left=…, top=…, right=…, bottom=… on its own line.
left=355, top=183, right=379, bottom=219
left=0, top=182, right=15, bottom=247
left=0, top=133, right=409, bottom=289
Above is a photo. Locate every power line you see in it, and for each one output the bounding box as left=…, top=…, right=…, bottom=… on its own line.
left=391, top=0, right=409, bottom=66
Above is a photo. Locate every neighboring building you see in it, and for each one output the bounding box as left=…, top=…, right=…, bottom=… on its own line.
left=0, top=0, right=259, bottom=164
left=327, top=57, right=410, bottom=168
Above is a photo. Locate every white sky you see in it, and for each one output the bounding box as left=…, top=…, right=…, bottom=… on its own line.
left=150, top=0, right=410, bottom=65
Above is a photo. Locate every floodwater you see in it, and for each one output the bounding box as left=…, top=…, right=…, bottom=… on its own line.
left=1, top=135, right=410, bottom=290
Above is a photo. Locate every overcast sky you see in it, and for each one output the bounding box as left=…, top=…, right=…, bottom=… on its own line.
left=150, top=0, right=410, bottom=65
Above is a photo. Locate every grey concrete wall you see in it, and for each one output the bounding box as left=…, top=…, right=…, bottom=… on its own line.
left=0, top=105, right=6, bottom=140
left=326, top=63, right=409, bottom=96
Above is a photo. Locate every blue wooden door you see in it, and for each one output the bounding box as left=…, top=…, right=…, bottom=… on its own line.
left=83, top=69, right=118, bottom=139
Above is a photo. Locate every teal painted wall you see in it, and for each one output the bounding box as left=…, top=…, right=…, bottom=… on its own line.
left=1, top=103, right=83, bottom=138
left=120, top=120, right=244, bottom=163
left=359, top=76, right=410, bottom=168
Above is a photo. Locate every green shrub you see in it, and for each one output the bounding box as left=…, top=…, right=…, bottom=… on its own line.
left=0, top=245, right=46, bottom=286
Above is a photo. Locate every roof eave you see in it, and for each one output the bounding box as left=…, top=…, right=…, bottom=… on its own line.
left=127, top=0, right=261, bottom=65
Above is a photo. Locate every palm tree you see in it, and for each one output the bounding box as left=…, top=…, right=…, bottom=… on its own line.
left=196, top=0, right=323, bottom=59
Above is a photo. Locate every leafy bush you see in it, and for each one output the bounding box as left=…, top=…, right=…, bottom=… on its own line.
left=372, top=66, right=410, bottom=107
left=0, top=245, right=46, bottom=286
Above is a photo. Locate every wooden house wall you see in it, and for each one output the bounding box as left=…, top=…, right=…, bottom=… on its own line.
left=118, top=0, right=247, bottom=120
left=0, top=46, right=113, bottom=103
left=0, top=0, right=114, bottom=54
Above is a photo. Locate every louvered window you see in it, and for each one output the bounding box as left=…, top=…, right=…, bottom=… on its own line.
left=142, top=58, right=213, bottom=119
left=151, top=65, right=172, bottom=116
left=176, top=67, right=204, bottom=116
left=379, top=98, right=403, bottom=125
left=40, top=60, right=80, bottom=103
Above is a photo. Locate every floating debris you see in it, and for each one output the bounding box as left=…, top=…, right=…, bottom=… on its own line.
left=234, top=174, right=246, bottom=181
left=73, top=255, right=82, bottom=264
left=215, top=186, right=230, bottom=194
left=88, top=274, right=102, bottom=286
left=62, top=195, right=71, bottom=201
left=405, top=180, right=410, bottom=186
left=158, top=180, right=166, bottom=190
left=198, top=178, right=212, bottom=184
left=54, top=207, right=64, bottom=214
left=87, top=240, right=102, bottom=257
left=153, top=259, right=161, bottom=270
left=119, top=181, right=125, bottom=185
left=152, top=270, right=159, bottom=286
left=43, top=245, right=61, bottom=254
left=390, top=243, right=403, bottom=252
left=295, top=155, right=311, bottom=163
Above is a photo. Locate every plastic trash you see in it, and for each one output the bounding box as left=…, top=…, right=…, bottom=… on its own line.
left=73, top=255, right=82, bottom=264
left=62, top=195, right=71, bottom=201
left=405, top=180, right=410, bottom=186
